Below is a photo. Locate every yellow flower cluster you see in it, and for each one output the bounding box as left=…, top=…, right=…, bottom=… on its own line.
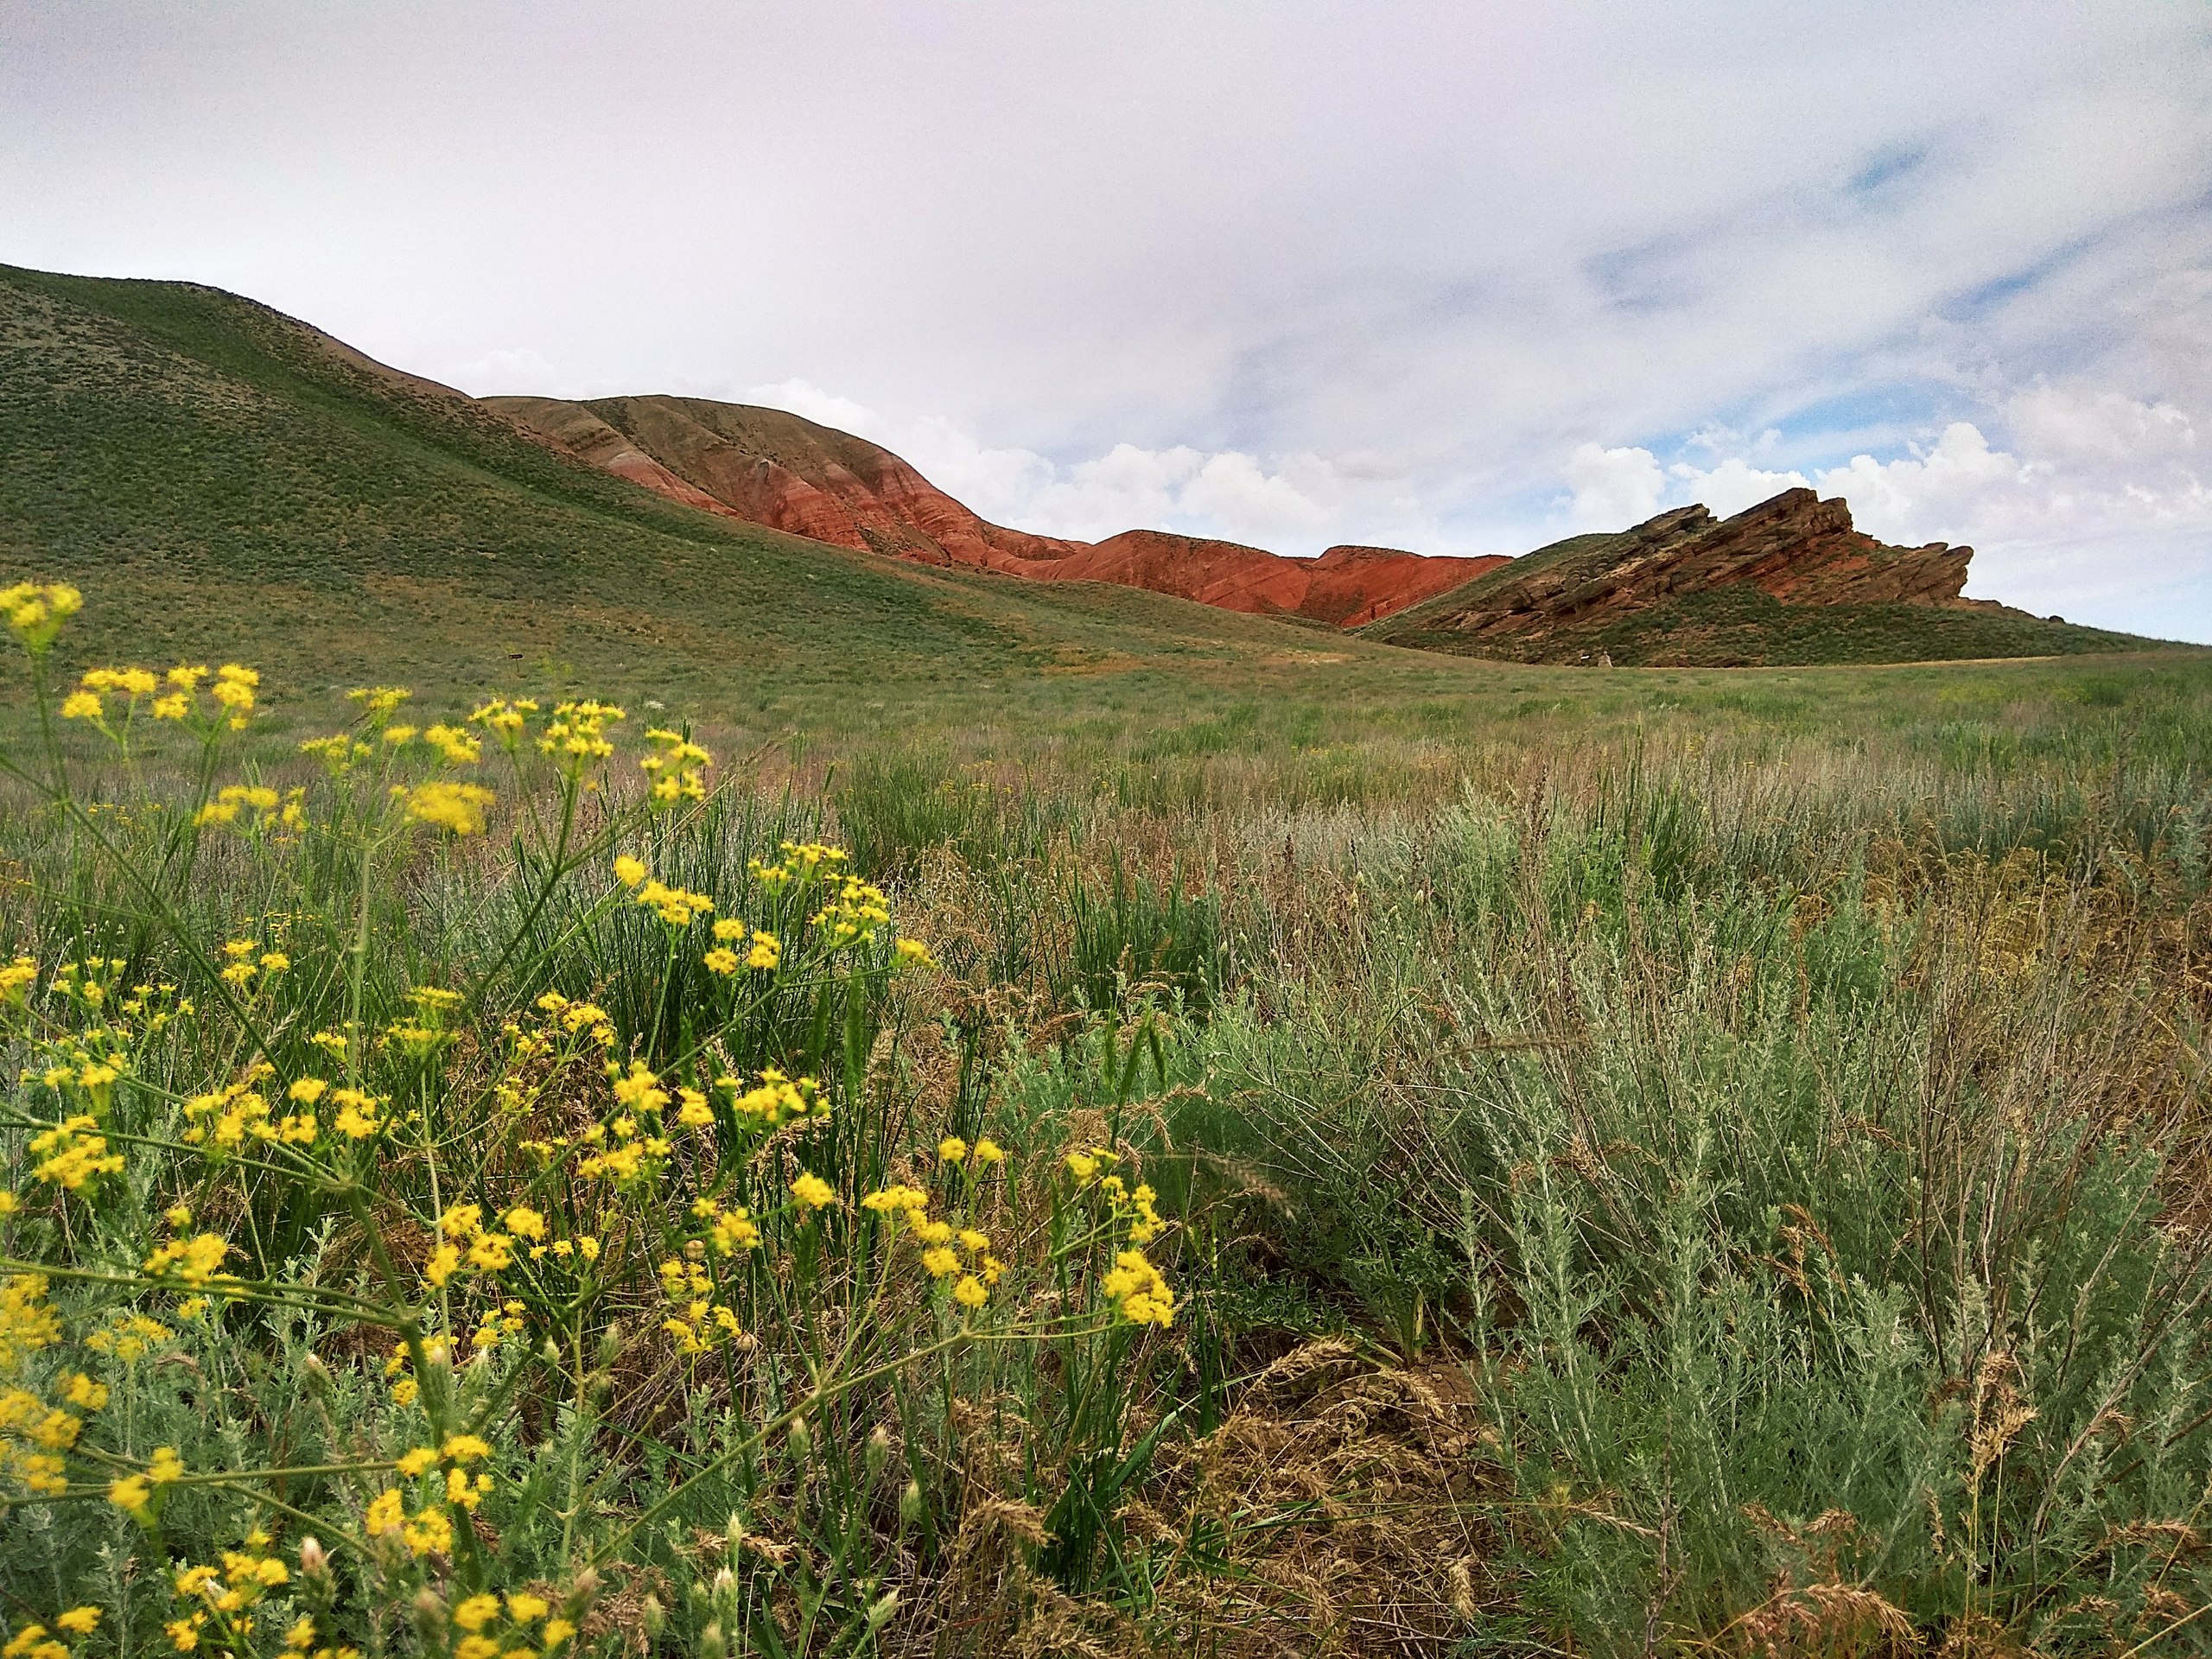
left=442, top=1588, right=575, bottom=1659
left=467, top=696, right=539, bottom=748
left=573, top=1061, right=677, bottom=1186
left=704, top=914, right=780, bottom=975
left=141, top=1230, right=232, bottom=1288
left=0, top=957, right=35, bottom=1007
left=424, top=1204, right=531, bottom=1290
left=470, top=1297, right=531, bottom=1354
left=1099, top=1249, right=1176, bottom=1326
left=366, top=1434, right=496, bottom=1561
left=640, top=726, right=712, bottom=807
left=658, top=1255, right=745, bottom=1354
left=60, top=663, right=251, bottom=731
left=299, top=732, right=373, bottom=774
left=27, top=1117, right=124, bottom=1192
left=2, top=1606, right=100, bottom=1659
left=749, top=842, right=848, bottom=893
left=716, top=1067, right=823, bottom=1130
left=182, top=1070, right=322, bottom=1151
left=937, top=1135, right=1007, bottom=1166
left=688, top=1196, right=762, bottom=1256
left=105, top=1443, right=186, bottom=1520
left=31, top=1055, right=121, bottom=1115
left=0, top=1382, right=86, bottom=1497
left=422, top=722, right=480, bottom=765
left=85, top=1311, right=175, bottom=1364
left=194, top=783, right=307, bottom=833
left=167, top=1528, right=289, bottom=1646
left=1063, top=1148, right=1175, bottom=1321
left=810, top=875, right=893, bottom=949
left=0, top=1275, right=62, bottom=1376
left=0, top=1274, right=90, bottom=1502
left=0, top=582, right=81, bottom=652
left=537, top=699, right=625, bottom=771
left=612, top=854, right=715, bottom=925
left=861, top=1178, right=1003, bottom=1311
left=400, top=779, right=496, bottom=836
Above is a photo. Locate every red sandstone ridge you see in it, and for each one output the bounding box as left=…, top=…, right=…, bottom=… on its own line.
left=484, top=393, right=1495, bottom=626
left=1366, top=487, right=1981, bottom=663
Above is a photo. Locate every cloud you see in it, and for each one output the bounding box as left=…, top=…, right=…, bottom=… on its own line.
left=743, top=380, right=1348, bottom=550
left=744, top=378, right=884, bottom=442
left=1563, top=443, right=1663, bottom=527
left=1666, top=457, right=1808, bottom=518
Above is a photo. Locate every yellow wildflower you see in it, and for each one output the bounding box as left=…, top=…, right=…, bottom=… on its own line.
left=0, top=582, right=81, bottom=652
left=790, top=1171, right=836, bottom=1211
left=422, top=723, right=480, bottom=764
left=401, top=779, right=495, bottom=836
left=1098, top=1248, right=1176, bottom=1326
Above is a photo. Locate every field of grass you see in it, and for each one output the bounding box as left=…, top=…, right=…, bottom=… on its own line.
left=4, top=565, right=2212, bottom=1656
left=11, top=262, right=2212, bottom=1656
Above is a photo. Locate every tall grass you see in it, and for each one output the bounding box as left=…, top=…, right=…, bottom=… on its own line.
left=6, top=595, right=2212, bottom=1654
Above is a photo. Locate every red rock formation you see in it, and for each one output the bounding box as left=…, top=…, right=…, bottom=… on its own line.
left=485, top=394, right=1491, bottom=626
left=1303, top=544, right=1510, bottom=626
left=1369, top=488, right=1976, bottom=654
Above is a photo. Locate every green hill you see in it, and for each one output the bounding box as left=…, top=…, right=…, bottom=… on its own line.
left=0, top=262, right=2193, bottom=773
left=0, top=263, right=1347, bottom=724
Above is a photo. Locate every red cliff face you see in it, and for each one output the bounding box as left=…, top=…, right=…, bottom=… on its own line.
left=484, top=395, right=1489, bottom=627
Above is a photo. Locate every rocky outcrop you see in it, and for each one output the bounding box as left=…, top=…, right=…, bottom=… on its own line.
left=486, top=394, right=1496, bottom=626
left=1369, top=489, right=1974, bottom=655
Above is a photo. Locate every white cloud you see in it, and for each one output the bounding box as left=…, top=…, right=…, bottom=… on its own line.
left=1563, top=443, right=1663, bottom=527
left=1667, top=457, right=1808, bottom=518
left=744, top=378, right=889, bottom=443
left=1810, top=423, right=2029, bottom=546
left=741, top=384, right=1351, bottom=550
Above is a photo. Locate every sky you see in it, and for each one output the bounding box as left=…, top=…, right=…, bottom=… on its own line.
left=3, top=1, right=2209, bottom=637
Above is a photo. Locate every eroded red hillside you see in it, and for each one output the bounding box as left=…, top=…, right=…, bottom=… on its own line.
left=486, top=395, right=1496, bottom=626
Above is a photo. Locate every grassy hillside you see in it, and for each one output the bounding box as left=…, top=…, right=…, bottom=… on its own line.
left=0, top=264, right=1351, bottom=720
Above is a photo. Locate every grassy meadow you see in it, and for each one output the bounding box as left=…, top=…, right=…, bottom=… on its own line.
left=4, top=572, right=2212, bottom=1657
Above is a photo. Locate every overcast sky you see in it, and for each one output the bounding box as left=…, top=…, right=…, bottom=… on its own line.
left=4, top=2, right=2208, bottom=637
